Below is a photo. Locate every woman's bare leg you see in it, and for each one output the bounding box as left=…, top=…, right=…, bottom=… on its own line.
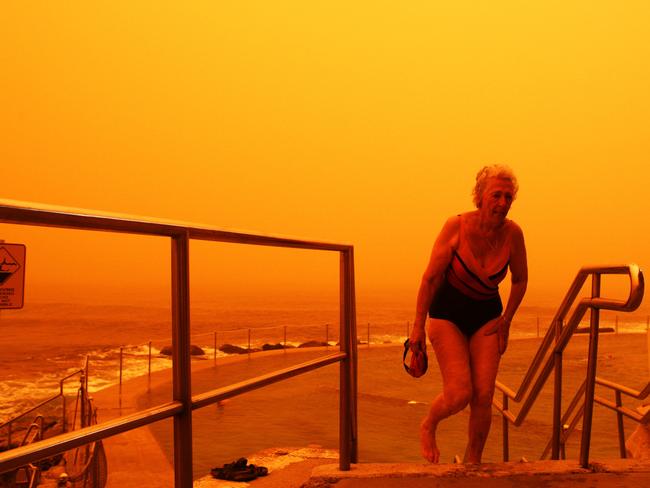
left=421, top=319, right=472, bottom=463
left=464, top=318, right=501, bottom=463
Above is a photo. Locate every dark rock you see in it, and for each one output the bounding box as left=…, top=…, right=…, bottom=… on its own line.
left=298, top=340, right=329, bottom=348
left=160, top=344, right=205, bottom=356
left=219, top=344, right=248, bottom=355
left=262, top=343, right=285, bottom=351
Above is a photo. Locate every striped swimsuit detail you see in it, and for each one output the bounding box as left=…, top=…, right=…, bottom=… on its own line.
left=429, top=214, right=510, bottom=337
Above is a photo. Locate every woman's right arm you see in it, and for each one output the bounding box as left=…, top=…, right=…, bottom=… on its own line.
left=409, top=216, right=459, bottom=351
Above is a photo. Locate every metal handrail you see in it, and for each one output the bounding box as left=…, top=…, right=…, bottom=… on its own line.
left=20, top=417, right=43, bottom=447
left=0, top=199, right=358, bottom=487
left=0, top=370, right=84, bottom=430
left=540, top=380, right=586, bottom=459
left=0, top=199, right=351, bottom=250
left=539, top=377, right=650, bottom=460
left=494, top=264, right=644, bottom=467
left=1, top=369, right=85, bottom=449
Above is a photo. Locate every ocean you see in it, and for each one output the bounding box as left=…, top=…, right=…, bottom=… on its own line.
left=1, top=298, right=648, bottom=475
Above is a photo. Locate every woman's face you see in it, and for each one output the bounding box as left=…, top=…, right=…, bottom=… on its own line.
left=480, top=177, right=515, bottom=223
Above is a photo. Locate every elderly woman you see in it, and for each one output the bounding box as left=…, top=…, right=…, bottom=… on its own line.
left=409, top=164, right=528, bottom=464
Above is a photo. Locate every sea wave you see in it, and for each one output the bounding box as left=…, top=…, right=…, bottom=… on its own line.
left=2, top=315, right=647, bottom=424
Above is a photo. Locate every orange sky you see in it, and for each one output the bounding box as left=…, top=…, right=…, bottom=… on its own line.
left=1, top=2, right=649, bottom=312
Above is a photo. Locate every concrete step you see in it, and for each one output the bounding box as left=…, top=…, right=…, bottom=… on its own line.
left=304, top=459, right=650, bottom=488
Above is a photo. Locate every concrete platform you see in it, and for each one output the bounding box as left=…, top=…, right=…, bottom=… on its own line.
left=303, top=459, right=650, bottom=487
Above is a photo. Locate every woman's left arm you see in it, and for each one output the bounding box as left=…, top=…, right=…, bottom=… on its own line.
left=503, top=223, right=528, bottom=325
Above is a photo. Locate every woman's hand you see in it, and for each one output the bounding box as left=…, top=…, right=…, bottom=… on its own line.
left=409, top=326, right=427, bottom=353
left=483, top=316, right=511, bottom=355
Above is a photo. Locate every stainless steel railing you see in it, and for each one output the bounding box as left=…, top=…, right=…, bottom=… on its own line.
left=494, top=264, right=644, bottom=467
left=541, top=375, right=650, bottom=460
left=0, top=199, right=358, bottom=487
left=2, top=368, right=101, bottom=487
left=1, top=367, right=87, bottom=449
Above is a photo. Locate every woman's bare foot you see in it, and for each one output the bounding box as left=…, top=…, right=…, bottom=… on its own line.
left=420, top=421, right=440, bottom=463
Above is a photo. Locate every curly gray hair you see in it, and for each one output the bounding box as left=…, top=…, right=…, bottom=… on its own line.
left=472, top=164, right=518, bottom=208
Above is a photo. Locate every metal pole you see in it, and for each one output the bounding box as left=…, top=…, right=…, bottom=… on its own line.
left=615, top=315, right=619, bottom=334
left=62, top=395, right=67, bottom=433
left=119, top=347, right=123, bottom=387
left=647, top=317, right=650, bottom=375
left=551, top=319, right=563, bottom=460
left=339, top=251, right=351, bottom=471
left=615, top=391, right=626, bottom=458
left=367, top=322, right=370, bottom=348
left=213, top=332, right=217, bottom=366
left=80, top=374, right=86, bottom=429
left=339, top=248, right=359, bottom=469
left=248, top=328, right=251, bottom=357
left=326, top=323, right=329, bottom=348
left=502, top=393, right=509, bottom=462
left=85, top=356, right=89, bottom=393
left=171, top=231, right=193, bottom=488
left=284, top=325, right=287, bottom=351
left=346, top=249, right=358, bottom=463
left=580, top=273, right=601, bottom=468
left=148, top=341, right=152, bottom=378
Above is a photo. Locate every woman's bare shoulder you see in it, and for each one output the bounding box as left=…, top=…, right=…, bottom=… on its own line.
left=440, top=214, right=462, bottom=233
left=504, top=219, right=524, bottom=239
left=436, top=214, right=462, bottom=249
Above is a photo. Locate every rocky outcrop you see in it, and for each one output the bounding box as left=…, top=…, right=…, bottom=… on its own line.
left=160, top=345, right=205, bottom=356
left=218, top=344, right=248, bottom=355
left=298, top=341, right=329, bottom=348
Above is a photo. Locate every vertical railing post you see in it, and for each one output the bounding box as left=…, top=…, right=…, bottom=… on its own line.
left=326, top=323, right=329, bottom=348
left=171, top=230, right=193, bottom=488
left=85, top=356, right=89, bottom=393
left=248, top=329, right=251, bottom=357
left=580, top=273, right=601, bottom=468
left=60, top=378, right=67, bottom=433
left=615, top=391, right=626, bottom=458
left=284, top=326, right=287, bottom=351
left=367, top=322, right=370, bottom=348
left=148, top=341, right=152, bottom=378
left=213, top=332, right=218, bottom=366
left=80, top=373, right=87, bottom=429
left=551, top=318, right=563, bottom=460
left=647, top=316, right=650, bottom=374
left=62, top=395, right=67, bottom=433
left=339, top=247, right=358, bottom=469
left=348, top=249, right=358, bottom=464
left=502, top=393, right=509, bottom=462
left=119, top=347, right=124, bottom=387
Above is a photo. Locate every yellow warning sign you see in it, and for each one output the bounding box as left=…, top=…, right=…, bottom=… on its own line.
left=0, top=243, right=26, bottom=309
